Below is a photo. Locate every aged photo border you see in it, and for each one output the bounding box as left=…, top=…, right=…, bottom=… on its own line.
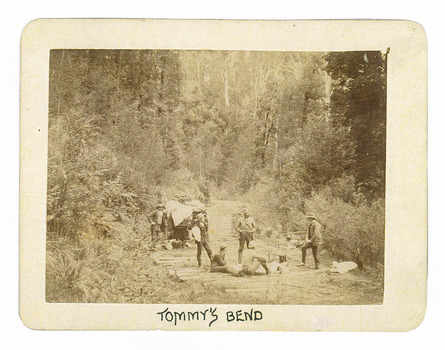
left=20, top=19, right=427, bottom=331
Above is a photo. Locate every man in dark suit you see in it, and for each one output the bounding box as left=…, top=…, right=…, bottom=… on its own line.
left=297, top=213, right=323, bottom=269
left=148, top=204, right=167, bottom=241
left=210, top=243, right=230, bottom=273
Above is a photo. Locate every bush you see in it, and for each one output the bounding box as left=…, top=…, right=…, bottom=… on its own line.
left=304, top=189, right=384, bottom=266
left=242, top=177, right=282, bottom=230
left=326, top=174, right=357, bottom=203
left=46, top=238, right=110, bottom=302
left=163, top=168, right=210, bottom=204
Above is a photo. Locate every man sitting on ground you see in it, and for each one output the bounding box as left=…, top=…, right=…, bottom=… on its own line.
left=210, top=243, right=232, bottom=273
left=209, top=241, right=272, bottom=277
left=239, top=240, right=270, bottom=276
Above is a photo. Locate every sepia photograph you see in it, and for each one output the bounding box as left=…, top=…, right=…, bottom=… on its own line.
left=19, top=19, right=426, bottom=331
left=46, top=49, right=386, bottom=305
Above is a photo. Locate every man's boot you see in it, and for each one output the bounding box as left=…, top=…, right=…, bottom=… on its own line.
left=197, top=255, right=202, bottom=267
left=238, top=249, right=242, bottom=264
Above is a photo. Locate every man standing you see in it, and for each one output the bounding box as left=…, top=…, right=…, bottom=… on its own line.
left=148, top=204, right=167, bottom=242
left=236, top=209, right=257, bottom=263
left=192, top=208, right=209, bottom=229
left=298, top=213, right=323, bottom=269
left=190, top=212, right=213, bottom=267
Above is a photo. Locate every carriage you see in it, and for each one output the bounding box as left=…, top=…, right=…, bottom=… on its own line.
left=165, top=199, right=207, bottom=241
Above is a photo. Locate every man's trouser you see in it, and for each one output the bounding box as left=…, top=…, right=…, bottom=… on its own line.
left=238, top=231, right=253, bottom=263
left=210, top=265, right=231, bottom=273
left=196, top=237, right=212, bottom=267
left=151, top=224, right=164, bottom=240
left=242, top=257, right=270, bottom=275
left=301, top=242, right=319, bottom=267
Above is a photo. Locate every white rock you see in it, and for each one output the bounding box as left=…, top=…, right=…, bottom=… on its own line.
left=330, top=261, right=358, bottom=274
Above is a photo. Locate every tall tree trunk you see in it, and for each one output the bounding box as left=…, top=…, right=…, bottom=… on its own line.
left=302, top=91, right=309, bottom=125
left=158, top=68, right=165, bottom=115
left=57, top=50, right=65, bottom=116
left=223, top=53, right=230, bottom=108
left=273, top=112, right=279, bottom=172
left=253, top=74, right=258, bottom=121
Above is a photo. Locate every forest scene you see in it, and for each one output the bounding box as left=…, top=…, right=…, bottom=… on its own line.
left=46, top=49, right=386, bottom=304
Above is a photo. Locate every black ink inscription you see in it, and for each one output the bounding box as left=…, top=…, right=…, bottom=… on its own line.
left=157, top=307, right=218, bottom=327
left=226, top=309, right=263, bottom=322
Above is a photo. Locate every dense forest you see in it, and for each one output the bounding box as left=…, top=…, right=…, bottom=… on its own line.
left=46, top=50, right=386, bottom=302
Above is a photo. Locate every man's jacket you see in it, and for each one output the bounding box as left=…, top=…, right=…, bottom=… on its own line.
left=211, top=253, right=227, bottom=267
left=236, top=217, right=256, bottom=233
left=306, top=219, right=323, bottom=246
left=193, top=220, right=209, bottom=241
left=148, top=209, right=166, bottom=225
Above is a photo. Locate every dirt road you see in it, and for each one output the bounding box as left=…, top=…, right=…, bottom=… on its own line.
left=150, top=200, right=384, bottom=305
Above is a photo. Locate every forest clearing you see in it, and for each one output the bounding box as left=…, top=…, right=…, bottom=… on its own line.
left=46, top=199, right=383, bottom=304
left=46, top=49, right=386, bottom=304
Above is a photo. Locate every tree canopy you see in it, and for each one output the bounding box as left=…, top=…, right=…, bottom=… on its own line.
left=48, top=49, right=386, bottom=264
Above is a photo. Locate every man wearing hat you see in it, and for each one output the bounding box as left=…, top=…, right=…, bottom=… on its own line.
left=236, top=209, right=257, bottom=263
left=190, top=212, right=213, bottom=267
left=297, top=213, right=323, bottom=269
left=148, top=204, right=167, bottom=242
left=192, top=208, right=209, bottom=229
left=210, top=243, right=230, bottom=273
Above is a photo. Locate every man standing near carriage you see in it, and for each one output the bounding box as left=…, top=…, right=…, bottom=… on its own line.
left=148, top=204, right=168, bottom=242
left=189, top=212, right=213, bottom=267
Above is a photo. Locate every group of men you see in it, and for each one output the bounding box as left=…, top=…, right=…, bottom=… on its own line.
left=187, top=208, right=323, bottom=275
left=180, top=208, right=269, bottom=276
left=148, top=203, right=323, bottom=274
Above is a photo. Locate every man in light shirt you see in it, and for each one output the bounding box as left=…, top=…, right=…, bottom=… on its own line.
left=239, top=240, right=270, bottom=276
left=190, top=212, right=213, bottom=267
left=236, top=209, right=257, bottom=263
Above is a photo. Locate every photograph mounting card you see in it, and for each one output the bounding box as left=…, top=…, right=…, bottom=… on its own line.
left=20, top=19, right=427, bottom=331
